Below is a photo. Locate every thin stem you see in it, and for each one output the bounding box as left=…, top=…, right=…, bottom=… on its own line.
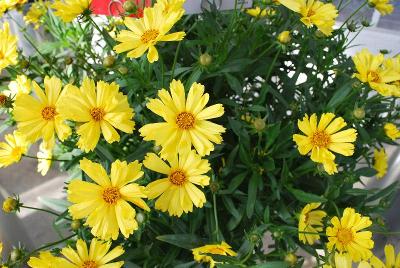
left=21, top=205, right=66, bottom=218
left=372, top=230, right=400, bottom=235
left=23, top=154, right=69, bottom=162
left=170, top=42, right=182, bottom=81
left=265, top=48, right=281, bottom=83
left=87, top=15, right=114, bottom=49
left=212, top=192, right=220, bottom=242
left=31, top=234, right=76, bottom=255
left=339, top=1, right=368, bottom=31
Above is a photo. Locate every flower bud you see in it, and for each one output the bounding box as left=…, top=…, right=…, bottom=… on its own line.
left=2, top=197, right=18, bottom=213
left=253, top=118, right=266, bottom=132
left=361, top=20, right=371, bottom=27
left=103, top=55, right=115, bottom=68
left=10, top=248, right=22, bottom=262
left=118, top=66, right=129, bottom=74
left=136, top=211, right=146, bottom=224
left=123, top=1, right=137, bottom=13
left=70, top=220, right=81, bottom=231
left=380, top=49, right=389, bottom=55
left=65, top=56, right=73, bottom=65
left=0, top=94, right=7, bottom=107
left=19, top=59, right=29, bottom=69
left=353, top=107, right=365, bottom=119
left=284, top=253, right=298, bottom=266
left=209, top=181, right=220, bottom=193
left=153, top=145, right=161, bottom=154
left=277, top=31, right=291, bottom=44
left=199, top=53, right=212, bottom=66
left=347, top=21, right=357, bottom=32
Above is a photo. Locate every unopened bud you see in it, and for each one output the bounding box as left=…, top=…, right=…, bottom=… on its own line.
left=118, top=66, right=128, bottom=74
left=353, top=107, right=365, bottom=119
left=103, top=55, right=115, bottom=68
left=123, top=1, right=137, bottom=13
left=136, top=211, right=145, bottom=224
left=209, top=182, right=220, bottom=193
left=71, top=220, right=81, bottom=231
left=285, top=253, right=298, bottom=266
left=10, top=248, right=22, bottom=262
left=253, top=118, right=266, bottom=132
left=2, top=197, right=18, bottom=213
left=277, top=31, right=291, bottom=44
left=65, top=56, right=73, bottom=65
left=199, top=53, right=212, bottom=66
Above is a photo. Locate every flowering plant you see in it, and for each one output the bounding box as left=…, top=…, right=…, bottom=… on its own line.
left=0, top=0, right=399, bottom=267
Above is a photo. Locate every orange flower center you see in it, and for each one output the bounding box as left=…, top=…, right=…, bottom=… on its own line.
left=90, top=107, right=105, bottom=121
left=140, top=29, right=159, bottom=44
left=11, top=147, right=22, bottom=157
left=82, top=260, right=97, bottom=268
left=0, top=51, right=4, bottom=60
left=337, top=228, right=354, bottom=245
left=102, top=187, right=120, bottom=204
left=307, top=9, right=315, bottom=17
left=41, top=106, right=57, bottom=120
left=169, top=170, right=186, bottom=186
left=367, top=71, right=381, bottom=83
left=208, top=247, right=226, bottom=255
left=310, top=131, right=331, bottom=148
left=0, top=94, right=7, bottom=106
left=176, top=112, right=195, bottom=129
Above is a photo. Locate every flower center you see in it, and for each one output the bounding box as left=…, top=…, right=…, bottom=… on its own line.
left=140, top=29, right=159, bottom=44
left=0, top=51, right=4, bottom=60
left=307, top=9, right=315, bottom=17
left=169, top=170, right=186, bottom=186
left=82, top=260, right=97, bottom=268
left=176, top=112, right=195, bottom=130
left=310, top=130, right=331, bottom=148
left=11, top=147, right=22, bottom=157
left=208, top=247, right=226, bottom=255
left=90, top=107, right=105, bottom=121
left=367, top=71, right=381, bottom=83
left=0, top=94, right=7, bottom=106
left=102, top=187, right=120, bottom=204
left=41, top=106, right=57, bottom=120
left=337, top=228, right=354, bottom=245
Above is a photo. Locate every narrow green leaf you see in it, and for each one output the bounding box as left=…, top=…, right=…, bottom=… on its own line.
left=156, top=234, right=203, bottom=250
left=287, top=187, right=327, bottom=203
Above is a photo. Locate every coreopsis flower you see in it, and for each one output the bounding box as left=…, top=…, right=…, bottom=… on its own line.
left=51, top=0, right=92, bottom=23
left=384, top=123, right=400, bottom=141
left=60, top=78, right=134, bottom=152
left=192, top=242, right=237, bottom=268
left=2, top=196, right=19, bottom=213
left=140, top=80, right=225, bottom=158
left=278, top=30, right=291, bottom=44
left=323, top=253, right=371, bottom=268
left=374, top=148, right=388, bottom=179
left=68, top=158, right=149, bottom=240
left=0, top=22, right=18, bottom=73
left=370, top=244, right=400, bottom=268
left=353, top=49, right=400, bottom=96
left=0, top=131, right=29, bottom=168
left=326, top=208, right=374, bottom=262
left=61, top=239, right=124, bottom=267
left=246, top=6, right=274, bottom=17
left=4, top=75, right=31, bottom=98
left=13, top=76, right=71, bottom=147
left=298, top=203, right=327, bottom=245
left=144, top=150, right=210, bottom=217
left=4, top=0, right=28, bottom=10
left=37, top=142, right=52, bottom=176
left=113, top=5, right=185, bottom=63
left=368, top=0, right=394, bottom=15
left=24, top=1, right=48, bottom=29
left=278, top=0, right=338, bottom=36
left=27, top=251, right=72, bottom=268
left=155, top=0, right=185, bottom=14
left=293, top=113, right=357, bottom=175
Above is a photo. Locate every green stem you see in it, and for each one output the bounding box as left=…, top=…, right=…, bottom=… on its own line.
left=170, top=42, right=182, bottom=81
left=87, top=15, right=114, bottom=49
left=30, top=234, right=76, bottom=255
left=21, top=205, right=68, bottom=218
left=372, top=230, right=400, bottom=235
left=265, top=48, right=281, bottom=83
left=339, top=1, right=368, bottom=31
left=212, top=192, right=220, bottom=242
left=23, top=154, right=69, bottom=162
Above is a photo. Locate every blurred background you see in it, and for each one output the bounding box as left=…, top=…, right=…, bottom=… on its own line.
left=0, top=0, right=399, bottom=265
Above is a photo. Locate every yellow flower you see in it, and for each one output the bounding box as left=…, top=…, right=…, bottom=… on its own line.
left=155, top=0, right=185, bottom=14
left=60, top=78, right=134, bottom=152
left=37, top=142, right=52, bottom=176
left=0, top=131, right=29, bottom=168
left=27, top=251, right=72, bottom=268
left=3, top=0, right=28, bottom=10
left=24, top=1, right=48, bottom=29
left=278, top=0, right=338, bottom=36
left=113, top=5, right=185, bottom=63
left=298, top=203, right=326, bottom=245
left=384, top=123, right=400, bottom=141
left=326, top=208, right=374, bottom=262
left=246, top=6, right=274, bottom=17
left=353, top=49, right=400, bottom=97
left=139, top=80, right=225, bottom=158
left=370, top=244, right=400, bottom=268
left=2, top=196, right=18, bottom=213
left=13, top=76, right=71, bottom=147
left=68, top=158, right=149, bottom=240
left=374, top=148, right=388, bottom=179
left=323, top=253, right=371, bottom=268
left=278, top=30, right=291, bottom=44
left=144, top=150, right=210, bottom=217
left=0, top=22, right=18, bottom=73
left=368, top=0, right=394, bottom=15
left=293, top=113, right=357, bottom=175
left=192, top=242, right=237, bottom=268
left=61, top=239, right=124, bottom=267
left=4, top=75, right=32, bottom=98
left=51, top=0, right=92, bottom=23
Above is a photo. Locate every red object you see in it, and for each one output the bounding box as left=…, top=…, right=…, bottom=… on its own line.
left=90, top=0, right=152, bottom=17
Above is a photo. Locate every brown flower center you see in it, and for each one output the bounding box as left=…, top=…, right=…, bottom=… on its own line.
left=307, top=9, right=315, bottom=17
left=169, top=170, right=186, bottom=186
left=140, top=29, right=160, bottom=44
left=41, top=106, right=57, bottom=120
left=310, top=131, right=331, bottom=148
left=367, top=71, right=381, bottom=83
left=102, top=187, right=120, bottom=204
left=337, top=228, right=354, bottom=245
left=82, top=260, right=97, bottom=268
left=0, top=94, right=7, bottom=106
left=176, top=112, right=195, bottom=130
left=90, top=107, right=105, bottom=121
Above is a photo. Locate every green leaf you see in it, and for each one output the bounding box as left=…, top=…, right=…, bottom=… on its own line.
left=249, top=261, right=289, bottom=268
left=247, top=173, right=261, bottom=218
left=95, top=144, right=115, bottom=163
left=185, top=68, right=202, bottom=88
left=326, top=81, right=352, bottom=109
left=366, top=182, right=398, bottom=202
left=287, top=187, right=327, bottom=203
left=226, top=172, right=248, bottom=193
left=156, top=234, right=204, bottom=250
left=225, top=73, right=243, bottom=94
left=355, top=167, right=377, bottom=177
